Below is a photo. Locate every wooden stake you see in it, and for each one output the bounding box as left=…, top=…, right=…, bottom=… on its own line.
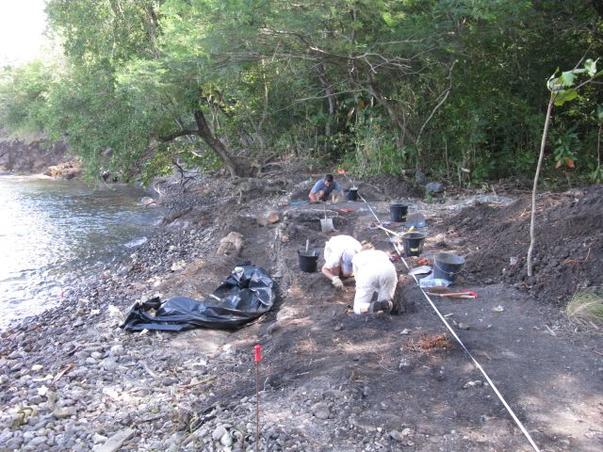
left=254, top=344, right=262, bottom=452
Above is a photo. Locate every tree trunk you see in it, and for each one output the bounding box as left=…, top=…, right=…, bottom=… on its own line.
left=194, top=109, right=243, bottom=177
left=366, top=81, right=408, bottom=149
left=317, top=63, right=337, bottom=137
left=527, top=95, right=555, bottom=277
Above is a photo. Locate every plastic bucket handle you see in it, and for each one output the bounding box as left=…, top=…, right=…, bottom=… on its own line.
left=433, top=259, right=463, bottom=277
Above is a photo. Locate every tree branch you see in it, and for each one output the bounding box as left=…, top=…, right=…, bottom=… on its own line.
left=416, top=60, right=457, bottom=145
left=158, top=129, right=198, bottom=142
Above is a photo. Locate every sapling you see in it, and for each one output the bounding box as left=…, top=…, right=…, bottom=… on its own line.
left=527, top=58, right=601, bottom=277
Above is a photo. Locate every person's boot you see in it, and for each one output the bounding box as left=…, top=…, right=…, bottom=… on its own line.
left=391, top=295, right=402, bottom=315
left=368, top=300, right=393, bottom=314
left=382, top=300, right=393, bottom=314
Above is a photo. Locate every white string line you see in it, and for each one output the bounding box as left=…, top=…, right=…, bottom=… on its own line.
left=359, top=195, right=541, bottom=452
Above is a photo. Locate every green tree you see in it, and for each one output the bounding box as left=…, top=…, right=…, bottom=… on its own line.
left=0, top=61, right=56, bottom=136
left=1, top=0, right=601, bottom=184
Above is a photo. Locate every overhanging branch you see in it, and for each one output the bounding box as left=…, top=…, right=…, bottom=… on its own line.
left=158, top=129, right=198, bottom=142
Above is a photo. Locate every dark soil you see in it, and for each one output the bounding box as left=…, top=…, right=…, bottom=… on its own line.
left=360, top=174, right=424, bottom=200
left=1, top=171, right=601, bottom=451
left=440, top=185, right=603, bottom=305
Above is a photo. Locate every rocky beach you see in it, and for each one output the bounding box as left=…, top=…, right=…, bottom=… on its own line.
left=0, top=172, right=601, bottom=451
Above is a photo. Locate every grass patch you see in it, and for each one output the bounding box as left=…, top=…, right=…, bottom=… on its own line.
left=566, top=288, right=603, bottom=331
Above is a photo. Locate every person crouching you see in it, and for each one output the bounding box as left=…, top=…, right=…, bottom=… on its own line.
left=309, top=174, right=342, bottom=203
left=321, top=235, right=362, bottom=289
left=352, top=248, right=398, bottom=314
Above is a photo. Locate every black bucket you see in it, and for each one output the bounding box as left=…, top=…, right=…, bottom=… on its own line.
left=402, top=232, right=426, bottom=257
left=346, top=188, right=359, bottom=201
left=389, top=203, right=408, bottom=222
left=298, top=250, right=319, bottom=273
left=433, top=253, right=465, bottom=283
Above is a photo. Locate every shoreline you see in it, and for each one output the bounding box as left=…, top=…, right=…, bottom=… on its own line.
left=0, top=174, right=163, bottom=332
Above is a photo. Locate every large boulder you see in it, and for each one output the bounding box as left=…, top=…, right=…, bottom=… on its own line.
left=45, top=161, right=82, bottom=179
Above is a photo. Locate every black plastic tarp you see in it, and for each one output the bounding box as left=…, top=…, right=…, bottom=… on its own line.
left=121, top=264, right=275, bottom=332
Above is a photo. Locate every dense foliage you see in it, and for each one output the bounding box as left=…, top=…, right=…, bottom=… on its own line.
left=0, top=0, right=601, bottom=184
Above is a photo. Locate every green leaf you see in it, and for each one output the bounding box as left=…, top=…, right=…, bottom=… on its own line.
left=560, top=71, right=576, bottom=87
left=584, top=58, right=597, bottom=77
left=597, top=105, right=603, bottom=123
left=546, top=74, right=563, bottom=93
left=382, top=12, right=396, bottom=27
left=553, top=89, right=578, bottom=106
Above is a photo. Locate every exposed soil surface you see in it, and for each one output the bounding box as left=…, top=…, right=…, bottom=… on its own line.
left=0, top=174, right=601, bottom=452
left=439, top=185, right=603, bottom=305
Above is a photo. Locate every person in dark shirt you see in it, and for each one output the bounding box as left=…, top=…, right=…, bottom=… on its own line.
left=308, top=174, right=342, bottom=202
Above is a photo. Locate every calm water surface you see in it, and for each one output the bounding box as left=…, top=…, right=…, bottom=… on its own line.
left=0, top=176, right=161, bottom=329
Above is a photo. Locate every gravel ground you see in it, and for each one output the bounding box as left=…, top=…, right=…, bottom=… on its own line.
left=1, top=175, right=601, bottom=451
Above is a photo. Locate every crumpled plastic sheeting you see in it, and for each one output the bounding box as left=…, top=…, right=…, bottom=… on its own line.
left=121, top=264, right=275, bottom=332
left=418, top=272, right=451, bottom=289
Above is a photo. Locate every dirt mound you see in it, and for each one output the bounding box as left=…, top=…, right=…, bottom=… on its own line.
left=443, top=185, right=603, bottom=304
left=363, top=174, right=423, bottom=200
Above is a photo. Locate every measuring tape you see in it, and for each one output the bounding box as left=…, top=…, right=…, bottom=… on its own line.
left=358, top=194, right=541, bottom=452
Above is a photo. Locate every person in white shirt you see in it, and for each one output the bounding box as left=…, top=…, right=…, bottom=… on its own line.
left=321, top=235, right=362, bottom=289
left=352, top=248, right=398, bottom=314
